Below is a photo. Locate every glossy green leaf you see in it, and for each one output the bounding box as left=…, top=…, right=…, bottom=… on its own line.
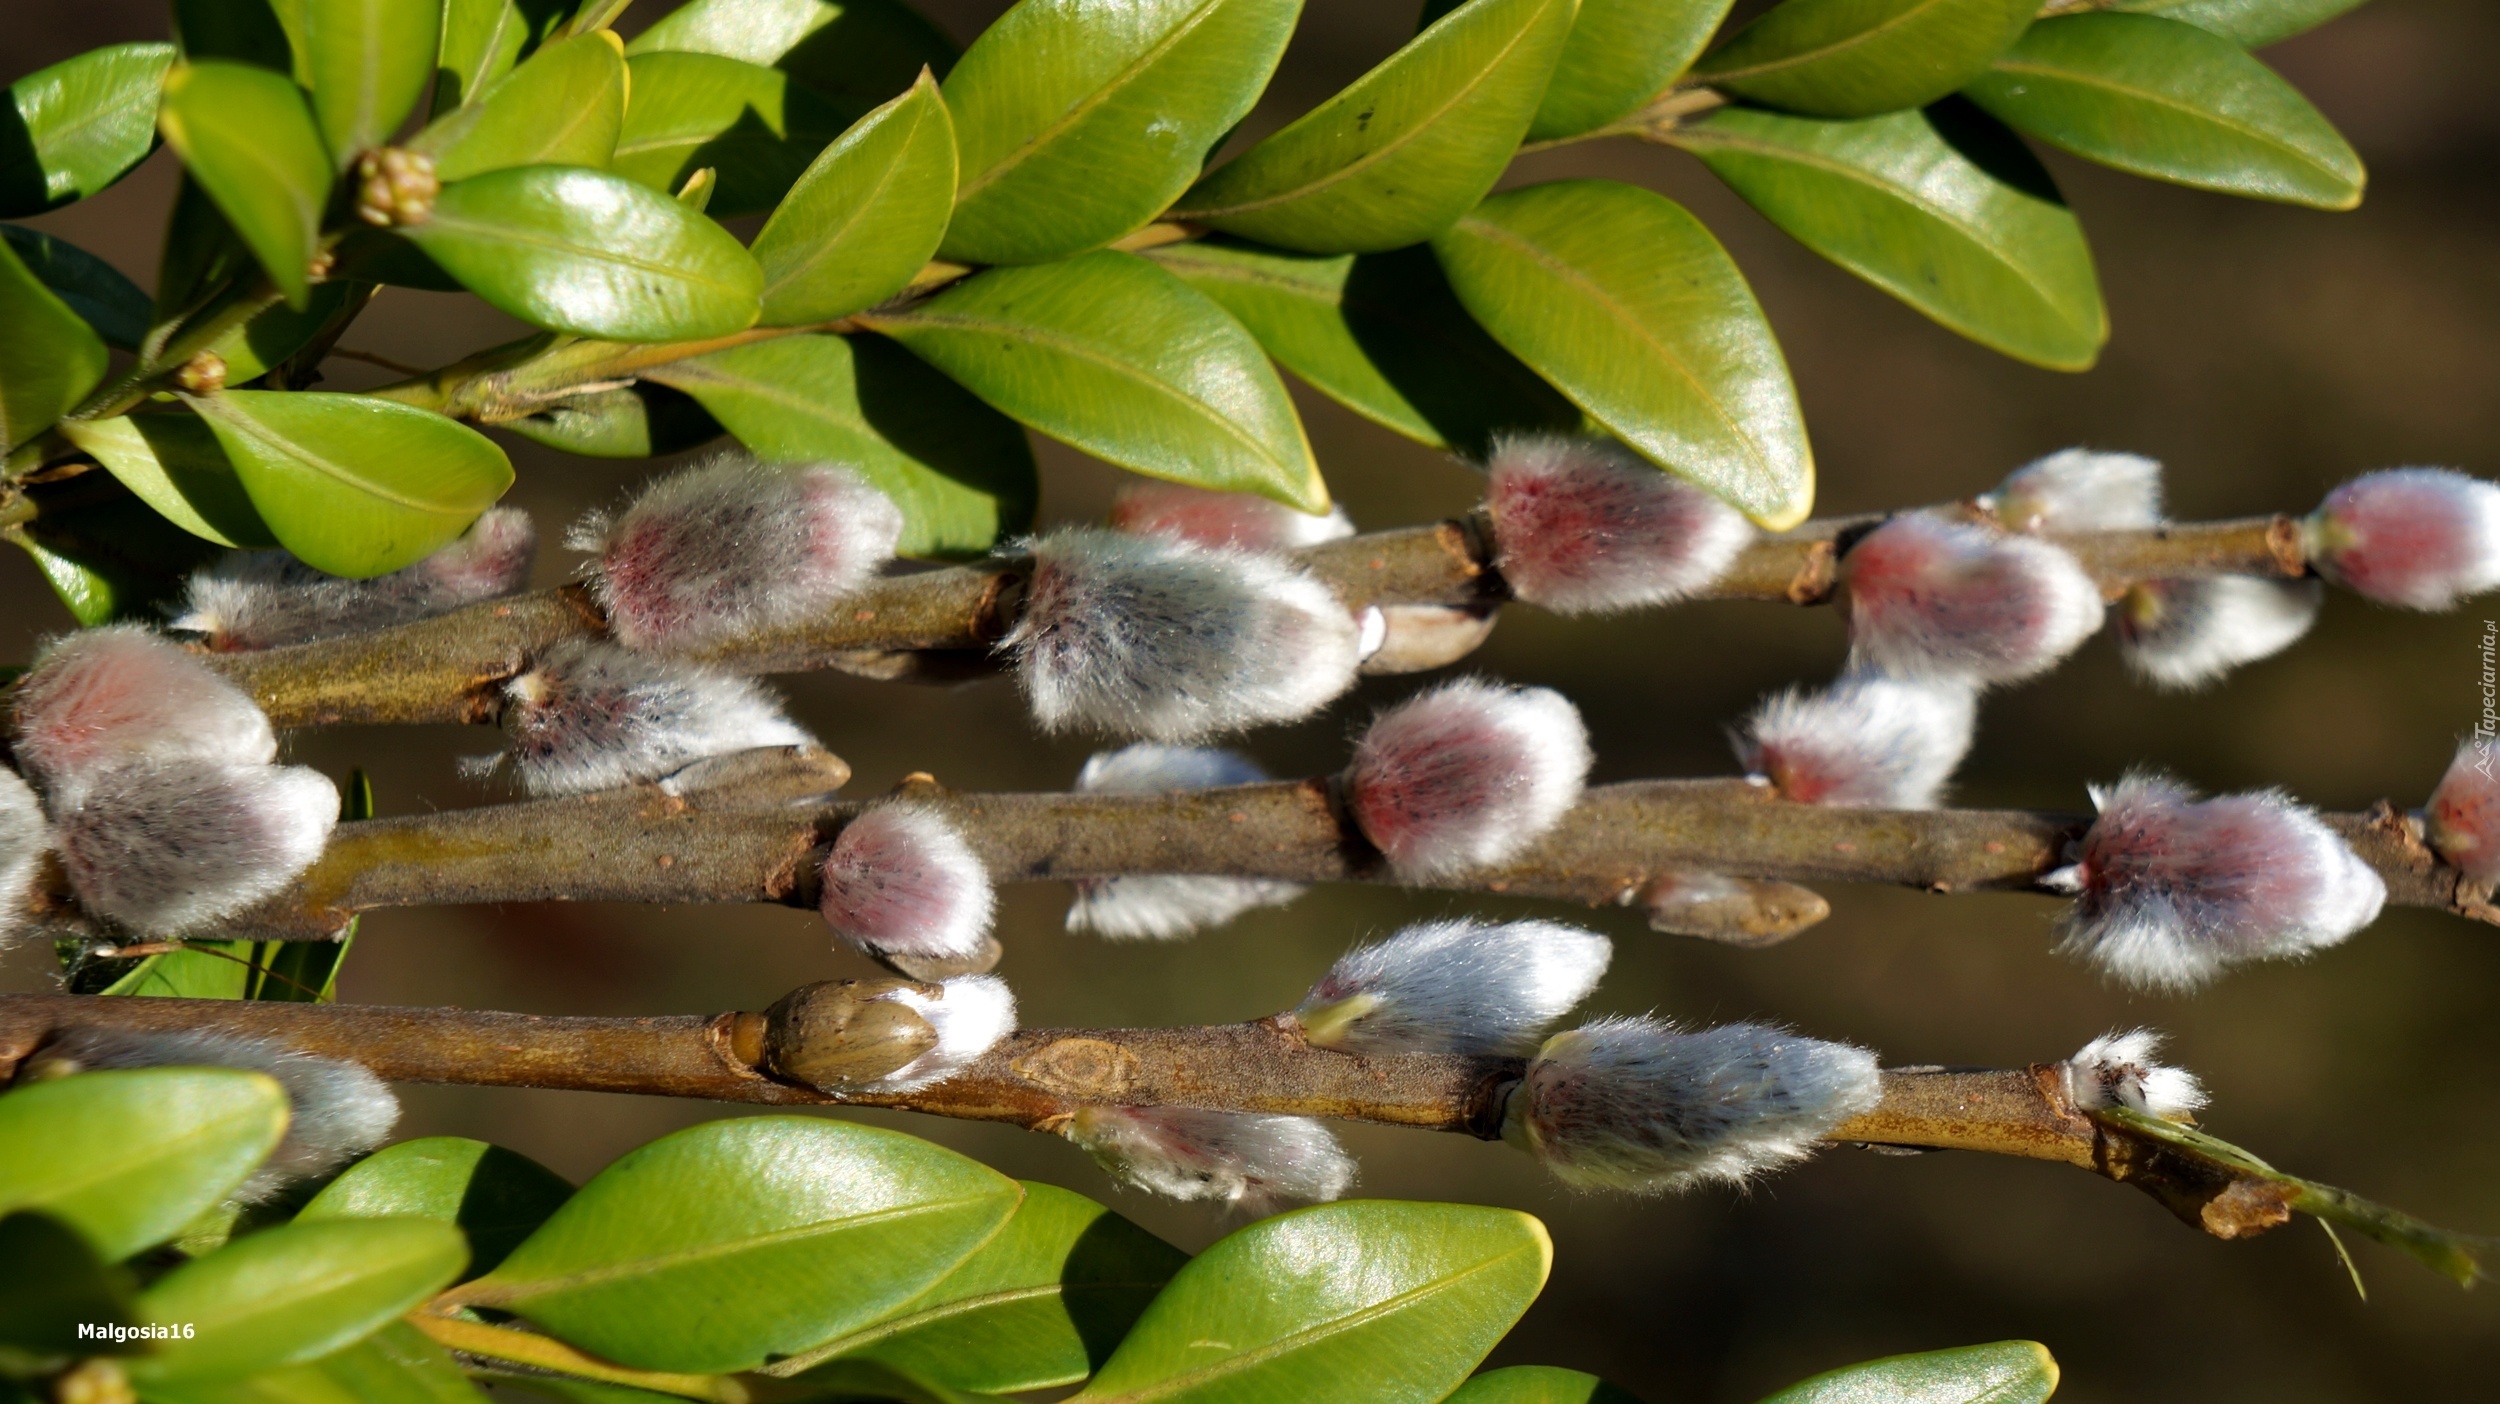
left=128, top=1218, right=468, bottom=1385
left=1692, top=0, right=2038, bottom=118
left=1148, top=239, right=1578, bottom=454
left=2112, top=0, right=2366, bottom=48
left=938, top=0, right=1299, bottom=265
left=457, top=1117, right=1023, bottom=1374
left=1448, top=1366, right=1645, bottom=1403
left=768, top=1360, right=994, bottom=1404
left=627, top=0, right=960, bottom=121
left=9, top=483, right=231, bottom=625
left=1432, top=179, right=1813, bottom=527
left=140, top=1323, right=490, bottom=1404
left=0, top=235, right=107, bottom=450
left=402, top=164, right=763, bottom=339
left=51, top=413, right=273, bottom=547
left=304, top=0, right=444, bottom=165
left=211, top=281, right=381, bottom=386
left=1073, top=1201, right=1551, bottom=1404
left=174, top=0, right=305, bottom=76
left=299, top=1137, right=574, bottom=1280
left=0, top=1211, right=135, bottom=1357
left=1672, top=102, right=2106, bottom=371
left=413, top=32, right=624, bottom=181
left=501, top=382, right=725, bottom=458
left=1174, top=0, right=1578, bottom=254
left=863, top=250, right=1325, bottom=511
left=0, top=43, right=176, bottom=216
left=752, top=69, right=956, bottom=325
left=0, top=1068, right=287, bottom=1261
left=1757, top=1341, right=2058, bottom=1403
left=0, top=224, right=151, bottom=348
left=783, top=1181, right=1186, bottom=1394
left=1525, top=0, right=1732, bottom=140
left=184, top=389, right=513, bottom=575
left=432, top=0, right=529, bottom=111
left=645, top=335, right=1035, bottom=558
left=612, top=52, right=848, bottom=216
left=156, top=62, right=333, bottom=307
left=1964, top=13, right=2362, bottom=209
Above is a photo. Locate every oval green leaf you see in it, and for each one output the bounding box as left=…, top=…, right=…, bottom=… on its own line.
left=1963, top=13, right=2362, bottom=209
left=1525, top=0, right=1733, bottom=141
left=432, top=0, right=530, bottom=112
left=156, top=61, right=334, bottom=308
left=184, top=389, right=513, bottom=575
left=1671, top=101, right=2107, bottom=371
left=1757, top=1341, right=2059, bottom=1404
left=0, top=224, right=152, bottom=349
left=0, top=234, right=107, bottom=450
left=139, top=1322, right=491, bottom=1404
left=1073, top=1201, right=1551, bottom=1404
left=647, top=333, right=1035, bottom=558
left=0, top=1211, right=137, bottom=1357
left=1691, top=0, right=2038, bottom=118
left=0, top=1068, right=288, bottom=1262
left=779, top=1181, right=1187, bottom=1394
left=752, top=68, right=957, bottom=325
left=128, top=1218, right=469, bottom=1385
left=501, top=382, right=726, bottom=458
left=862, top=250, right=1325, bottom=511
left=612, top=51, right=848, bottom=216
left=10, top=484, right=231, bottom=625
left=1432, top=179, right=1813, bottom=527
left=205, top=281, right=378, bottom=386
left=455, top=1117, right=1023, bottom=1375
left=627, top=0, right=960, bottom=122
left=939, top=0, right=1301, bottom=265
left=1174, top=0, right=1577, bottom=254
left=402, top=163, right=763, bottom=339
left=304, top=0, right=444, bottom=166
left=1448, top=1366, right=1646, bottom=1403
left=413, top=31, right=625, bottom=182
left=298, top=1137, right=571, bottom=1280
left=173, top=0, right=307, bottom=76
left=2112, top=0, right=2366, bottom=48
left=54, top=412, right=276, bottom=547
left=1148, top=239, right=1579, bottom=455
left=0, top=42, right=176, bottom=216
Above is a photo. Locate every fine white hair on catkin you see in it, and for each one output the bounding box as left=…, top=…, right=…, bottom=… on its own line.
left=1344, top=679, right=1592, bottom=879
left=1503, top=1017, right=1882, bottom=1193
left=2426, top=739, right=2500, bottom=884
left=173, top=507, right=537, bottom=651
left=1064, top=1104, right=1356, bottom=1216
left=2046, top=772, right=2386, bottom=991
left=2305, top=467, right=2500, bottom=611
left=33, top=1028, right=397, bottom=1202
left=2062, top=1029, right=2206, bottom=1122
left=1, top=769, right=48, bottom=950
left=10, top=625, right=276, bottom=803
left=52, top=759, right=338, bottom=937
left=1986, top=448, right=2165, bottom=533
left=1732, top=673, right=1978, bottom=809
left=2117, top=576, right=2323, bottom=691
left=1003, top=528, right=1362, bottom=741
left=1108, top=479, right=1355, bottom=552
left=1482, top=433, right=1754, bottom=614
left=1291, top=918, right=1611, bottom=1057
left=1066, top=744, right=1304, bottom=940
left=1838, top=514, right=2106, bottom=686
left=855, top=975, right=1017, bottom=1092
left=818, top=805, right=996, bottom=962
left=481, top=639, right=815, bottom=797
left=569, top=453, right=903, bottom=653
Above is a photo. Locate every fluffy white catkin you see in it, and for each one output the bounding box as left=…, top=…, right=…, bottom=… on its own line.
left=858, top=975, right=1018, bottom=1092
left=2306, top=467, right=2500, bottom=611
left=2117, top=577, right=2323, bottom=691
left=1838, top=515, right=2105, bottom=686
left=1344, top=679, right=1592, bottom=878
left=0, top=769, right=47, bottom=949
left=484, top=639, right=815, bottom=796
left=1065, top=745, right=1304, bottom=940
left=2062, top=1029, right=2206, bottom=1122
left=1482, top=433, right=1753, bottom=614
left=174, top=507, right=537, bottom=651
left=1986, top=448, right=2164, bottom=532
left=1064, top=1105, right=1356, bottom=1216
left=1732, top=673, right=1978, bottom=809
left=1291, top=918, right=1611, bottom=1057
left=52, top=759, right=338, bottom=936
left=10, top=625, right=276, bottom=802
left=818, top=805, right=997, bottom=962
left=1107, top=480, right=1354, bottom=551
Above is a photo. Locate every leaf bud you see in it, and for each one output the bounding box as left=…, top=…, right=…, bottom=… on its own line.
left=354, top=147, right=438, bottom=227
left=760, top=978, right=942, bottom=1092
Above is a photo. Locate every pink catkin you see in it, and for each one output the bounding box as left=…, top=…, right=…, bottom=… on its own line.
left=1483, top=434, right=1751, bottom=615
left=818, top=805, right=995, bottom=961
left=1838, top=514, right=2103, bottom=685
left=9, top=626, right=274, bottom=798
left=1107, top=480, right=1352, bottom=552
left=1345, top=680, right=1589, bottom=878
left=2425, top=741, right=2500, bottom=884
left=2307, top=468, right=2500, bottom=611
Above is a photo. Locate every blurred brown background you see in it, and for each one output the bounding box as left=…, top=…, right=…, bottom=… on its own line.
left=7, top=2, right=2498, bottom=1398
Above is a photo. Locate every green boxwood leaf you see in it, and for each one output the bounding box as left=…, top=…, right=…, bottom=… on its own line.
left=401, top=164, right=763, bottom=339
left=626, top=0, right=960, bottom=122
left=173, top=0, right=306, bottom=77
left=52, top=412, right=275, bottom=547
left=1524, top=0, right=1733, bottom=141
left=1757, top=1341, right=2058, bottom=1403
left=1432, top=179, right=1813, bottom=528
left=1963, top=13, right=2362, bottom=209
left=1072, top=1201, right=1551, bottom=1404
left=862, top=250, right=1325, bottom=511
left=0, top=42, right=176, bottom=216
left=1148, top=239, right=1579, bottom=455
left=9, top=483, right=231, bottom=625
left=298, top=1136, right=574, bottom=1280
left=0, top=1068, right=288, bottom=1262
left=0, top=234, right=108, bottom=450
left=432, top=0, right=530, bottom=112
left=184, top=389, right=513, bottom=576
left=753, top=68, right=956, bottom=325
left=304, top=0, right=444, bottom=166
left=156, top=61, right=333, bottom=308
left=127, top=1218, right=469, bottom=1385
left=645, top=333, right=1036, bottom=558
left=0, top=224, right=152, bottom=349
left=2111, top=0, right=2366, bottom=48
left=139, top=1322, right=490, bottom=1404
left=1691, top=0, right=2038, bottom=118
left=1174, top=0, right=1578, bottom=254
left=1671, top=101, right=2107, bottom=371
left=0, top=1211, right=135, bottom=1356
left=202, top=280, right=374, bottom=387
left=783, top=1181, right=1187, bottom=1394
left=454, top=1117, right=1023, bottom=1375
left=412, top=31, right=624, bottom=182
left=1447, top=1366, right=1645, bottom=1402
left=611, top=52, right=848, bottom=216
left=939, top=0, right=1300, bottom=265
left=500, top=382, right=725, bottom=458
